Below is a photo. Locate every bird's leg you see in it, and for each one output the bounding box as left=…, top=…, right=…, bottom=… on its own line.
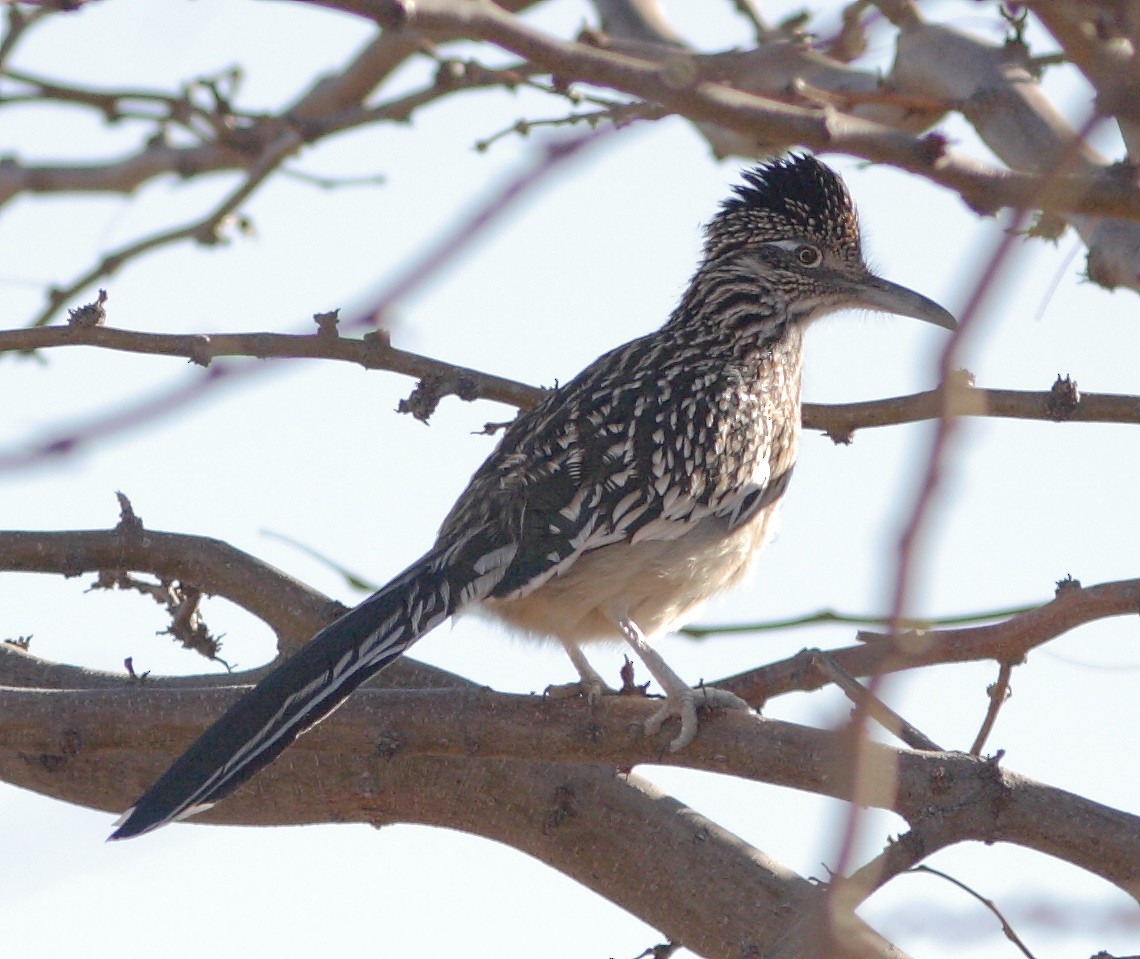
left=545, top=640, right=618, bottom=702
left=613, top=615, right=751, bottom=751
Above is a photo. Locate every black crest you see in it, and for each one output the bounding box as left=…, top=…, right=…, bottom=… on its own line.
left=706, top=153, right=860, bottom=259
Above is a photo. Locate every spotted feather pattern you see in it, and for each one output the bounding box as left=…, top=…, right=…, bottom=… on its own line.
left=110, top=154, right=896, bottom=840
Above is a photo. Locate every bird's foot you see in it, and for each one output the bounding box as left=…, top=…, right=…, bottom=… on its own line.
left=549, top=643, right=618, bottom=704
left=544, top=677, right=617, bottom=704
left=643, top=684, right=751, bottom=752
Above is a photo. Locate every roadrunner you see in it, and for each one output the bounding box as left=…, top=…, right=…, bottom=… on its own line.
left=110, top=154, right=954, bottom=840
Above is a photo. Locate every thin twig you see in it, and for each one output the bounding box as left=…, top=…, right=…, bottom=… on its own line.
left=28, top=127, right=303, bottom=327
left=969, top=661, right=1013, bottom=756
left=0, top=4, right=52, bottom=73
left=716, top=577, right=1140, bottom=704
left=474, top=101, right=663, bottom=152
left=0, top=56, right=551, bottom=212
left=828, top=108, right=1106, bottom=902
left=680, top=602, right=1041, bottom=637
left=841, top=822, right=958, bottom=907
left=811, top=651, right=942, bottom=751
left=1, top=66, right=235, bottom=128
left=905, top=865, right=1038, bottom=959
left=0, top=131, right=614, bottom=470
left=726, top=0, right=774, bottom=42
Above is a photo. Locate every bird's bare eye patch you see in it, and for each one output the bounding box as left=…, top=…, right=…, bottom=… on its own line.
left=795, top=245, right=822, bottom=267
left=763, top=239, right=823, bottom=267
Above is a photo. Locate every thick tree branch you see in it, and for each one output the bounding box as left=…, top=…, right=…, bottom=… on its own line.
left=2, top=683, right=1137, bottom=904
left=0, top=584, right=908, bottom=959
left=4, top=533, right=1138, bottom=945
left=1025, top=0, right=1140, bottom=154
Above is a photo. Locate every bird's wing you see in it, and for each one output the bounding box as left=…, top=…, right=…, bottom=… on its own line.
left=437, top=338, right=779, bottom=603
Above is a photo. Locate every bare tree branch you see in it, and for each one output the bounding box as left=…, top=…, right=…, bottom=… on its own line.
left=592, top=0, right=1140, bottom=290
left=0, top=50, right=553, bottom=208
left=0, top=3, right=54, bottom=72
left=7, top=525, right=1135, bottom=700
left=314, top=0, right=1140, bottom=222
left=3, top=322, right=1137, bottom=470
left=0, top=521, right=911, bottom=958
left=28, top=127, right=304, bottom=327
left=0, top=322, right=543, bottom=410
left=2, top=681, right=1137, bottom=902
left=5, top=4, right=1140, bottom=954
left=718, top=577, right=1140, bottom=703
left=1026, top=0, right=1140, bottom=154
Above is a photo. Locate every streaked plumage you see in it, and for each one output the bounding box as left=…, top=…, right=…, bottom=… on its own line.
left=110, top=154, right=954, bottom=840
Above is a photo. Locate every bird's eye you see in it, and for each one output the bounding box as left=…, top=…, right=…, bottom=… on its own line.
left=796, top=245, right=822, bottom=267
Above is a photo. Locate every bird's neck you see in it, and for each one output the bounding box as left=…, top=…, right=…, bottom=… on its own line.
left=665, top=263, right=804, bottom=367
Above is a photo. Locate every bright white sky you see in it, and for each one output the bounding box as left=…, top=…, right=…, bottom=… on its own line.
left=2, top=2, right=1138, bottom=957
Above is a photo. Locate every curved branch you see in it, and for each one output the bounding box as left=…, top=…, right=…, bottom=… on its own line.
left=0, top=690, right=892, bottom=959
left=0, top=555, right=905, bottom=959
left=587, top=1, right=1140, bottom=292
left=8, top=522, right=1134, bottom=698
left=4, top=527, right=1138, bottom=932
left=2, top=524, right=889, bottom=958
left=0, top=524, right=489, bottom=699
left=0, top=527, right=339, bottom=655
left=718, top=577, right=1140, bottom=702
left=2, top=683, right=1137, bottom=902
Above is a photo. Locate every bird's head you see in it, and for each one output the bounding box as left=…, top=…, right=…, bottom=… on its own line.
left=702, top=154, right=955, bottom=331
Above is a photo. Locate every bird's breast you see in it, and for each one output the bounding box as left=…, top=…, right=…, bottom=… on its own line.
left=480, top=494, right=784, bottom=646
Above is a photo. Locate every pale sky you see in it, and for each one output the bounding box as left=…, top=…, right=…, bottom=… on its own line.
left=2, top=2, right=1138, bottom=957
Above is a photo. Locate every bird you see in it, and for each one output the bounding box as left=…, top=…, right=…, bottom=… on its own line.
left=109, top=153, right=954, bottom=840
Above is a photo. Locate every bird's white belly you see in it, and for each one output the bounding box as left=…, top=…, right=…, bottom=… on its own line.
left=480, top=504, right=781, bottom=644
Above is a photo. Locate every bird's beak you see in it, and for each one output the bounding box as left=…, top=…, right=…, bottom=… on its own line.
left=852, top=274, right=957, bottom=330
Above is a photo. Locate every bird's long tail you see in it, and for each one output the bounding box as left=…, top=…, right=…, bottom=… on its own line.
left=109, top=543, right=490, bottom=840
